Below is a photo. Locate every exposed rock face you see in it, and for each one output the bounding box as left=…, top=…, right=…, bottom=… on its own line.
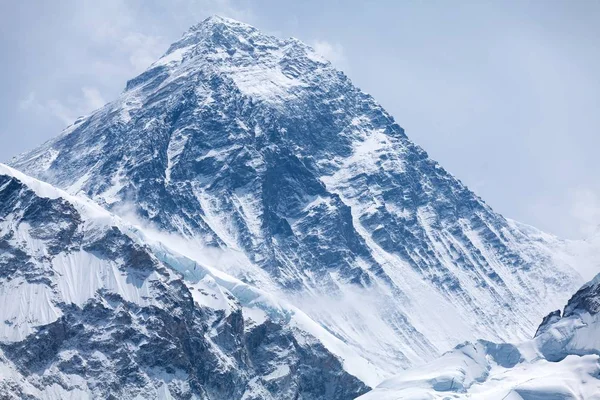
left=0, top=165, right=368, bottom=399
left=9, top=16, right=587, bottom=374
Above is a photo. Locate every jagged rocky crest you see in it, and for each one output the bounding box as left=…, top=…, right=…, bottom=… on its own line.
left=0, top=164, right=368, bottom=399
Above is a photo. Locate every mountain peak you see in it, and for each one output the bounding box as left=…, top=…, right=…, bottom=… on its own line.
left=192, top=15, right=253, bottom=30
left=163, top=15, right=276, bottom=58
left=10, top=15, right=587, bottom=381
left=132, top=17, right=328, bottom=102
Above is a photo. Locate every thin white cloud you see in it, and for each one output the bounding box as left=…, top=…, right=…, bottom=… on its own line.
left=81, top=87, right=107, bottom=110
left=570, top=188, right=600, bottom=238
left=18, top=92, right=37, bottom=111
left=19, top=87, right=108, bottom=126
left=121, top=32, right=166, bottom=71
left=69, top=1, right=167, bottom=75
left=13, top=0, right=253, bottom=129
left=67, top=0, right=254, bottom=75
left=46, top=99, right=79, bottom=126
left=312, top=40, right=347, bottom=68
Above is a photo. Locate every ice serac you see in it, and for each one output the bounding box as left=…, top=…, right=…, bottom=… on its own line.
left=10, top=15, right=588, bottom=373
left=0, top=164, right=369, bottom=399
left=359, top=273, right=600, bottom=399
left=535, top=273, right=600, bottom=362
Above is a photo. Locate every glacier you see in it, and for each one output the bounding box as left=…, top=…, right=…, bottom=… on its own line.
left=0, top=163, right=370, bottom=398
left=359, top=272, right=600, bottom=399
left=3, top=14, right=599, bottom=399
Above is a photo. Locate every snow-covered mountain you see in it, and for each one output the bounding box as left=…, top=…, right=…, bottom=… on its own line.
left=0, top=163, right=370, bottom=399
left=359, top=272, right=600, bottom=399
left=7, top=15, right=595, bottom=387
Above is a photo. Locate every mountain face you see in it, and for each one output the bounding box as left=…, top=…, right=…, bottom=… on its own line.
left=359, top=273, right=600, bottom=399
left=9, top=15, right=588, bottom=378
left=0, top=164, right=369, bottom=399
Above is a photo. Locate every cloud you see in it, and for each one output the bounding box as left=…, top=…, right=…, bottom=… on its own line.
left=16, top=0, right=254, bottom=128
left=19, top=86, right=107, bottom=126
left=312, top=40, right=347, bottom=68
left=46, top=99, right=79, bottom=125
left=569, top=188, right=600, bottom=238
left=18, top=92, right=37, bottom=111
left=69, top=1, right=168, bottom=75
left=110, top=200, right=272, bottom=285
left=67, top=0, right=255, bottom=74
left=121, top=32, right=166, bottom=71
left=48, top=86, right=107, bottom=124
left=81, top=87, right=107, bottom=110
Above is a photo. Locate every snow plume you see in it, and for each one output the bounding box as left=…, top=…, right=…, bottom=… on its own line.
left=312, top=40, right=347, bottom=69
left=0, top=164, right=376, bottom=397
left=17, top=87, right=107, bottom=126
left=110, top=201, right=280, bottom=292
left=106, top=201, right=383, bottom=386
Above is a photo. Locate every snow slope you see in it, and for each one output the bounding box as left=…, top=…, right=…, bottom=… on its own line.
left=9, top=16, right=595, bottom=376
left=0, top=163, right=370, bottom=399
left=359, top=273, right=600, bottom=399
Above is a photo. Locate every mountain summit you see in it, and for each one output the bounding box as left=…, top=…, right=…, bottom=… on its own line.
left=10, top=16, right=588, bottom=380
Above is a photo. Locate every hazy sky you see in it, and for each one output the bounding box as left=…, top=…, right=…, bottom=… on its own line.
left=1, top=0, right=599, bottom=239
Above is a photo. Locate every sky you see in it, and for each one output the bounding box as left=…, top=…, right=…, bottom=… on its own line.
left=1, top=0, right=599, bottom=239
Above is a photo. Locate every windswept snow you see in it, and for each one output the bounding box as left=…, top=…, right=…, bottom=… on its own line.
left=0, top=163, right=378, bottom=393
left=226, top=65, right=306, bottom=103
left=360, top=349, right=600, bottom=399
left=360, top=273, right=600, bottom=399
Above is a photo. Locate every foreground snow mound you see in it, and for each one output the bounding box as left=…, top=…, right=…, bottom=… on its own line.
left=359, top=273, right=600, bottom=399
left=535, top=273, right=600, bottom=362
left=10, top=15, right=591, bottom=373
left=0, top=164, right=369, bottom=399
